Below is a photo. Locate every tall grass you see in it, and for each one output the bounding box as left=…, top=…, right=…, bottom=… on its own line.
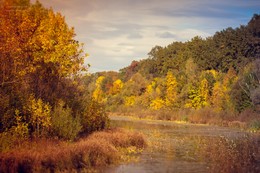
left=198, top=135, right=260, bottom=173
left=0, top=128, right=146, bottom=173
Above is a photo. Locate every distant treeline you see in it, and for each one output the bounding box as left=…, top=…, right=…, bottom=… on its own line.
left=84, top=14, right=260, bottom=123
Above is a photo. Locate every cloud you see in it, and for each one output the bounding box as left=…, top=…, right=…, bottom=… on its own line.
left=35, top=0, right=260, bottom=72
left=127, top=33, right=143, bottom=39
left=156, top=32, right=176, bottom=38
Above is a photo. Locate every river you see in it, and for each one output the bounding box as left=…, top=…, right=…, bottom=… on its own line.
left=103, top=116, right=260, bottom=173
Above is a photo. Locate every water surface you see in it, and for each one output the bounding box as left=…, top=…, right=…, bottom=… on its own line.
left=103, top=116, right=259, bottom=173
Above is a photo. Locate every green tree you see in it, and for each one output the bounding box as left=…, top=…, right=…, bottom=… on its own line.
left=51, top=101, right=82, bottom=141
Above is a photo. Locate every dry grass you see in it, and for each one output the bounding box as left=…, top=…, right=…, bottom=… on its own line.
left=89, top=128, right=147, bottom=148
left=198, top=135, right=260, bottom=173
left=0, top=128, right=147, bottom=173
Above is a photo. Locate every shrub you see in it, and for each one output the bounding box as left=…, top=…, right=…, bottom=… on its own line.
left=81, top=100, right=109, bottom=134
left=51, top=102, right=82, bottom=141
left=0, top=132, right=15, bottom=152
left=89, top=128, right=147, bottom=149
left=249, top=120, right=260, bottom=132
left=0, top=110, right=29, bottom=152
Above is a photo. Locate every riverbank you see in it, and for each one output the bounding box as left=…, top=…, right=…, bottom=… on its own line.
left=0, top=128, right=146, bottom=173
left=109, top=107, right=260, bottom=133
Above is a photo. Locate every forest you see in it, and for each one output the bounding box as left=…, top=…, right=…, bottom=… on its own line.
left=85, top=14, right=260, bottom=128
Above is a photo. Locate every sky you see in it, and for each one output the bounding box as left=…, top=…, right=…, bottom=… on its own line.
left=35, top=0, right=260, bottom=72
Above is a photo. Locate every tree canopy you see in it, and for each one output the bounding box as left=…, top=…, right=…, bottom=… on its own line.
left=0, top=0, right=108, bottom=140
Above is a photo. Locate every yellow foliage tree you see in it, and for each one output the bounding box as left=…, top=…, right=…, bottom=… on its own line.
left=150, top=97, right=165, bottom=110
left=165, top=71, right=178, bottom=107
left=146, top=81, right=155, bottom=94
left=185, top=78, right=209, bottom=109
left=144, top=78, right=165, bottom=109
left=110, top=79, right=124, bottom=95
left=138, top=81, right=154, bottom=107
left=199, top=78, right=209, bottom=107
left=124, top=96, right=136, bottom=106
left=0, top=1, right=86, bottom=86
left=212, top=68, right=237, bottom=112
left=26, top=96, right=51, bottom=137
left=92, top=76, right=106, bottom=103
left=212, top=81, right=225, bottom=111
left=0, top=0, right=87, bottom=132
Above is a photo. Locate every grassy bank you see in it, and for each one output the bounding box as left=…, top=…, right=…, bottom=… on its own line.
left=0, top=128, right=146, bottom=173
left=111, top=106, right=260, bottom=132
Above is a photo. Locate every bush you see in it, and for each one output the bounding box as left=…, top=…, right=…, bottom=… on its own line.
left=51, top=102, right=82, bottom=141
left=0, top=111, right=29, bottom=152
left=81, top=100, right=109, bottom=134
left=0, top=132, right=15, bottom=152
left=89, top=128, right=147, bottom=149
left=249, top=120, right=260, bottom=132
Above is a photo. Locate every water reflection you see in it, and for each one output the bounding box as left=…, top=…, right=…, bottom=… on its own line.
left=104, top=116, right=259, bottom=173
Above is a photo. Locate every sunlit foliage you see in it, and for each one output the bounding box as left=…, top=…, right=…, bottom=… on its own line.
left=92, top=76, right=106, bottom=103
left=165, top=71, right=178, bottom=108
left=0, top=0, right=108, bottom=140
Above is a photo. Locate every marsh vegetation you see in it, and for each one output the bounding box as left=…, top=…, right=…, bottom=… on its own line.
left=106, top=116, right=260, bottom=173
left=0, top=128, right=146, bottom=172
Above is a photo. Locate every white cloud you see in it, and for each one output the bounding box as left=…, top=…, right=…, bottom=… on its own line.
left=35, top=0, right=260, bottom=72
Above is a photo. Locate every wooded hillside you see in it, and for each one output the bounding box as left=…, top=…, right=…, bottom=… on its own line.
left=85, top=14, right=260, bottom=124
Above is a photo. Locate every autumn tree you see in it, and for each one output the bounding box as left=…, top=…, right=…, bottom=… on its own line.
left=212, top=81, right=225, bottom=111
left=25, top=96, right=51, bottom=137
left=92, top=76, right=106, bottom=103
left=110, top=79, right=124, bottom=95
left=147, top=78, right=165, bottom=110
left=0, top=0, right=90, bottom=136
left=165, top=71, right=178, bottom=108
left=185, top=78, right=209, bottom=109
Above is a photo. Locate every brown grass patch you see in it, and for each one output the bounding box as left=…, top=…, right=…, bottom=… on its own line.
left=0, top=128, right=146, bottom=173
left=89, top=128, right=147, bottom=148
left=198, top=135, right=260, bottom=173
